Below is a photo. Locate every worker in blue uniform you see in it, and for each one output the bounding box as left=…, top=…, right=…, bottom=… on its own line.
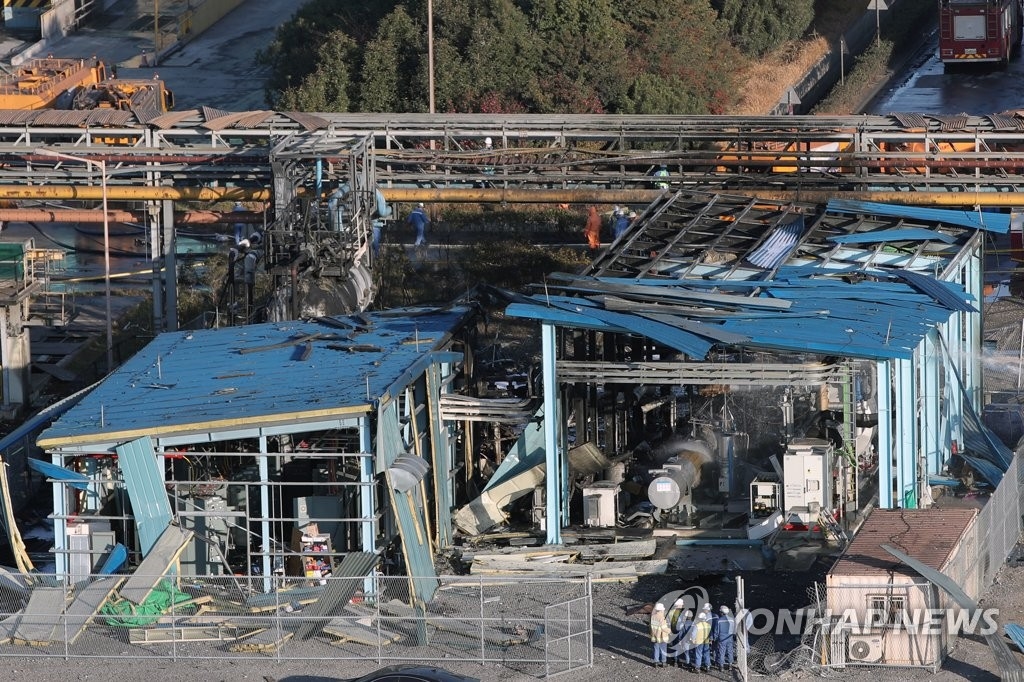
left=407, top=202, right=430, bottom=246
left=713, top=605, right=736, bottom=670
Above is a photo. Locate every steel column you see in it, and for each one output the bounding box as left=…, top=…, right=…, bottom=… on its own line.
left=922, top=329, right=941, bottom=477
left=964, top=247, right=984, bottom=413
left=894, top=357, right=917, bottom=508
left=359, top=416, right=376, bottom=597
left=542, top=322, right=561, bottom=544
left=877, top=360, right=894, bottom=509
left=161, top=199, right=177, bottom=331
left=258, top=435, right=271, bottom=591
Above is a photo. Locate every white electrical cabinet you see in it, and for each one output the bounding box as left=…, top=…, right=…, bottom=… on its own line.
left=783, top=438, right=833, bottom=521
left=583, top=481, right=619, bottom=527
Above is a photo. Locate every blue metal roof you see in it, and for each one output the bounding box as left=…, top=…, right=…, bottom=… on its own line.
left=507, top=192, right=983, bottom=361
left=37, top=306, right=472, bottom=449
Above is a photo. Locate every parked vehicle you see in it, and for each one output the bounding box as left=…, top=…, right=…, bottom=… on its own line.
left=938, top=0, right=1024, bottom=65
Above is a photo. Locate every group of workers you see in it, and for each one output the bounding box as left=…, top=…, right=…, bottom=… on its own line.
left=649, top=600, right=739, bottom=671
left=584, top=205, right=638, bottom=252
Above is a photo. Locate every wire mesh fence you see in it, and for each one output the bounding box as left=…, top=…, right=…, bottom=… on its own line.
left=0, top=572, right=593, bottom=678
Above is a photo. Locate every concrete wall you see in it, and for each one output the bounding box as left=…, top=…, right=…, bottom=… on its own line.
left=39, top=0, right=77, bottom=42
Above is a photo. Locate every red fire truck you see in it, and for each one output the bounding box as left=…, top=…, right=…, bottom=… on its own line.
left=938, top=0, right=1024, bottom=65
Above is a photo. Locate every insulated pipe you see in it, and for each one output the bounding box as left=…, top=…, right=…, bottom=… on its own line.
left=0, top=184, right=1020, bottom=207
left=378, top=187, right=1024, bottom=206
left=0, top=186, right=270, bottom=201
left=0, top=209, right=266, bottom=223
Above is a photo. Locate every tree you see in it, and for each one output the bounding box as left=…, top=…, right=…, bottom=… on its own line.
left=719, top=0, right=815, bottom=58
left=358, top=7, right=426, bottom=112
left=277, top=31, right=356, bottom=112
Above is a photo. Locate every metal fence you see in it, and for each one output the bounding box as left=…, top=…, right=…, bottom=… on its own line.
left=0, top=572, right=593, bottom=678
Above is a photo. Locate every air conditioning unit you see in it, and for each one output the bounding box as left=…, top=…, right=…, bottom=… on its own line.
left=847, top=634, right=884, bottom=663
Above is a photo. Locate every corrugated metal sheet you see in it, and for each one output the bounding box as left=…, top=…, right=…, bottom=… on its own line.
left=826, top=199, right=1010, bottom=233
left=234, top=110, right=276, bottom=129
left=148, top=109, right=200, bottom=130
left=747, top=217, right=804, bottom=268
left=38, top=306, right=472, bottom=449
left=829, top=509, right=976, bottom=577
left=294, top=551, right=377, bottom=640
left=897, top=270, right=977, bottom=313
left=889, top=112, right=929, bottom=130
left=933, top=113, right=969, bottom=132
left=115, top=436, right=173, bottom=556
left=508, top=267, right=971, bottom=361
left=280, top=111, right=331, bottom=131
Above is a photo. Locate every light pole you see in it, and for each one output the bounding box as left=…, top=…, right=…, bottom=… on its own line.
left=427, top=0, right=435, bottom=114
left=37, top=149, right=113, bottom=373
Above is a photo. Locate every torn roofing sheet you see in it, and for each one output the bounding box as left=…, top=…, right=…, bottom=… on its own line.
left=507, top=269, right=971, bottom=361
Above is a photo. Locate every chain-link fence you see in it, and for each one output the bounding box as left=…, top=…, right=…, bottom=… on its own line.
left=0, top=572, right=592, bottom=678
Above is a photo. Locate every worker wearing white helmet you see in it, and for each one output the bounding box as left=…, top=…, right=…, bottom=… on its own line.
left=690, top=611, right=712, bottom=672
left=714, top=605, right=736, bottom=670
left=649, top=603, right=671, bottom=667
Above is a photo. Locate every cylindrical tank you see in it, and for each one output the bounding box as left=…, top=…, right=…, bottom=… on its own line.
left=646, top=446, right=712, bottom=510
left=650, top=436, right=714, bottom=466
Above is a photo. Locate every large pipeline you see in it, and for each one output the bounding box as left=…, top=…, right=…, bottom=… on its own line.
left=0, top=185, right=1021, bottom=208
left=0, top=209, right=266, bottom=224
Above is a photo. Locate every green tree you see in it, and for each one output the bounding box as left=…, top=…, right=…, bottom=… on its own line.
left=277, top=30, right=356, bottom=112
left=359, top=7, right=426, bottom=112
left=719, top=0, right=815, bottom=58
left=259, top=0, right=397, bottom=108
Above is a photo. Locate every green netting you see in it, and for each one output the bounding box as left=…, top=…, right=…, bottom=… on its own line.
left=99, top=579, right=195, bottom=627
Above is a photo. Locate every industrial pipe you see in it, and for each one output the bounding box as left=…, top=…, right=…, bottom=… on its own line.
left=0, top=186, right=270, bottom=201
left=0, top=184, right=1022, bottom=208
left=0, top=209, right=266, bottom=224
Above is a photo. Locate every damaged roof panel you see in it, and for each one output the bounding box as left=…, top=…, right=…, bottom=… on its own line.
left=38, top=306, right=472, bottom=449
left=508, top=192, right=978, bottom=361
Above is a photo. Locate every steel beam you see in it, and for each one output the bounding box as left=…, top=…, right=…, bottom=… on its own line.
left=542, top=322, right=561, bottom=545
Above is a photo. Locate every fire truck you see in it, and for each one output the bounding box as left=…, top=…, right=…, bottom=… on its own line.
left=938, top=0, right=1024, bottom=65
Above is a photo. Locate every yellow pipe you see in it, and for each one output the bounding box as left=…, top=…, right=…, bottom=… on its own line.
left=0, top=186, right=270, bottom=201
left=0, top=184, right=1017, bottom=207
left=379, top=187, right=1024, bottom=206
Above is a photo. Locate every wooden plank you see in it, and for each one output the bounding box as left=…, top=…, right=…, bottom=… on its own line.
left=62, top=576, right=125, bottom=644
left=228, top=628, right=293, bottom=653
left=577, top=539, right=657, bottom=561
left=428, top=616, right=533, bottom=646
left=128, top=624, right=243, bottom=644
left=322, top=620, right=403, bottom=646
left=118, top=526, right=193, bottom=605
left=11, top=586, right=66, bottom=645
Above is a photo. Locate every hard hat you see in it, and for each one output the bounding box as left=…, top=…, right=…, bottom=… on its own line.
left=417, top=202, right=425, bottom=208
left=683, top=610, right=693, bottom=618
left=702, top=603, right=712, bottom=611
left=673, top=599, right=685, bottom=608
left=629, top=211, right=637, bottom=218
left=698, top=613, right=708, bottom=621
left=720, top=605, right=731, bottom=614
left=237, top=239, right=250, bottom=249
left=654, top=603, right=665, bottom=612
left=484, top=136, right=492, bottom=145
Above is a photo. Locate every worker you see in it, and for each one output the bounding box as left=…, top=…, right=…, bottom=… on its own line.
left=231, top=202, right=246, bottom=244
left=666, top=598, right=685, bottom=666
left=612, top=207, right=630, bottom=241
left=584, top=205, right=601, bottom=253
left=407, top=202, right=430, bottom=246
left=649, top=602, right=671, bottom=668
left=690, top=611, right=712, bottom=672
left=671, top=608, right=694, bottom=669
left=482, top=136, right=495, bottom=176
left=714, top=605, right=736, bottom=670
left=653, top=163, right=670, bottom=190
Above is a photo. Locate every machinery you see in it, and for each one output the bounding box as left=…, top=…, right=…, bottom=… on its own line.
left=782, top=438, right=835, bottom=525
left=0, top=57, right=107, bottom=110
left=645, top=438, right=712, bottom=524
left=73, top=77, right=175, bottom=113
left=938, top=0, right=1024, bottom=65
